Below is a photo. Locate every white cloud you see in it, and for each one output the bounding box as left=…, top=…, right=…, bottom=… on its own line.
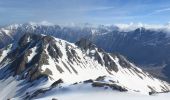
left=28, top=21, right=53, bottom=26
left=115, top=22, right=170, bottom=32
left=39, top=21, right=53, bottom=26
left=149, top=7, right=170, bottom=15
left=155, top=8, right=170, bottom=13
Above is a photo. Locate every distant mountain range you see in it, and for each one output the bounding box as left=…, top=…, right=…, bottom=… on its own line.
left=1, top=23, right=170, bottom=81
left=0, top=33, right=169, bottom=99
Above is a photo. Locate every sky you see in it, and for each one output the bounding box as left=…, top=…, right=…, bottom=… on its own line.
left=1, top=0, right=170, bottom=25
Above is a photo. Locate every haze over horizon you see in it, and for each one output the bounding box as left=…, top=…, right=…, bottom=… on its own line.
left=1, top=0, right=170, bottom=25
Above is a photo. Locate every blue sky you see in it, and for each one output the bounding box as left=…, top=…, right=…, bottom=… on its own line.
left=1, top=0, right=170, bottom=25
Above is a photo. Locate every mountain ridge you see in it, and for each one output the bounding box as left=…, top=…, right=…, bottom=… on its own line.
left=0, top=33, right=170, bottom=99
left=1, top=23, right=170, bottom=82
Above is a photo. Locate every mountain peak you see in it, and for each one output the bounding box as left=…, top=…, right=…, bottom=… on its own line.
left=75, top=38, right=96, bottom=50
left=0, top=33, right=170, bottom=99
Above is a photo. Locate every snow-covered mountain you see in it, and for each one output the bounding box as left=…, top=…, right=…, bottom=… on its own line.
left=1, top=23, right=170, bottom=81
left=91, top=27, right=170, bottom=81
left=0, top=33, right=169, bottom=99
left=0, top=23, right=93, bottom=48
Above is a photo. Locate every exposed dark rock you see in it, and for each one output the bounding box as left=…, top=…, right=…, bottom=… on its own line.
left=62, top=61, right=72, bottom=73
left=0, top=34, right=64, bottom=81
left=71, top=49, right=76, bottom=56
left=8, top=34, right=55, bottom=80
left=42, top=35, right=55, bottom=45
left=26, top=50, right=50, bottom=81
left=97, top=48, right=104, bottom=52
left=66, top=46, right=82, bottom=66
left=147, top=85, right=157, bottom=95
left=117, top=54, right=132, bottom=68
left=28, top=67, right=43, bottom=81
left=47, top=42, right=63, bottom=62
left=95, top=76, right=106, bottom=81
left=67, top=62, right=78, bottom=74
left=55, top=64, right=64, bottom=73
left=18, top=33, right=31, bottom=47
left=103, top=53, right=118, bottom=72
left=94, top=52, right=103, bottom=66
left=83, top=79, right=94, bottom=83
left=92, top=82, right=128, bottom=92
left=43, top=68, right=53, bottom=75
left=109, top=80, right=117, bottom=83
left=66, top=47, right=74, bottom=64
left=75, top=38, right=96, bottom=51
left=0, top=50, right=3, bottom=57
left=18, top=33, right=42, bottom=47
left=37, top=51, right=49, bottom=66
left=25, top=79, right=63, bottom=99
left=149, top=91, right=170, bottom=95
left=52, top=98, right=58, bottom=100
left=72, top=82, right=78, bottom=85
left=76, top=38, right=119, bottom=72
left=7, top=48, right=20, bottom=60
left=51, top=79, right=64, bottom=88
left=26, top=88, right=49, bottom=99
left=11, top=50, right=31, bottom=75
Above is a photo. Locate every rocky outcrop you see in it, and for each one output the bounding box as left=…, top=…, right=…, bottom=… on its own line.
left=76, top=38, right=119, bottom=72
left=0, top=34, right=63, bottom=81
left=103, top=53, right=118, bottom=72
left=75, top=38, right=96, bottom=51
left=25, top=79, right=63, bottom=100
left=91, top=82, right=128, bottom=92
left=50, top=79, right=64, bottom=88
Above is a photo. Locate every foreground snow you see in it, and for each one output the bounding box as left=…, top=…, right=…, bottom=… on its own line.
left=29, top=81, right=170, bottom=100
left=35, top=89, right=170, bottom=100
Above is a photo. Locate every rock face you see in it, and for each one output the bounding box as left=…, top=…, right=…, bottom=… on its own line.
left=75, top=38, right=119, bottom=72
left=0, top=33, right=170, bottom=99
left=91, top=79, right=128, bottom=92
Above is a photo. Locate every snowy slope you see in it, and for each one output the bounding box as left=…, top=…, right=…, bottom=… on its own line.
left=0, top=33, right=170, bottom=99
left=36, top=89, right=170, bottom=100
left=2, top=22, right=170, bottom=82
